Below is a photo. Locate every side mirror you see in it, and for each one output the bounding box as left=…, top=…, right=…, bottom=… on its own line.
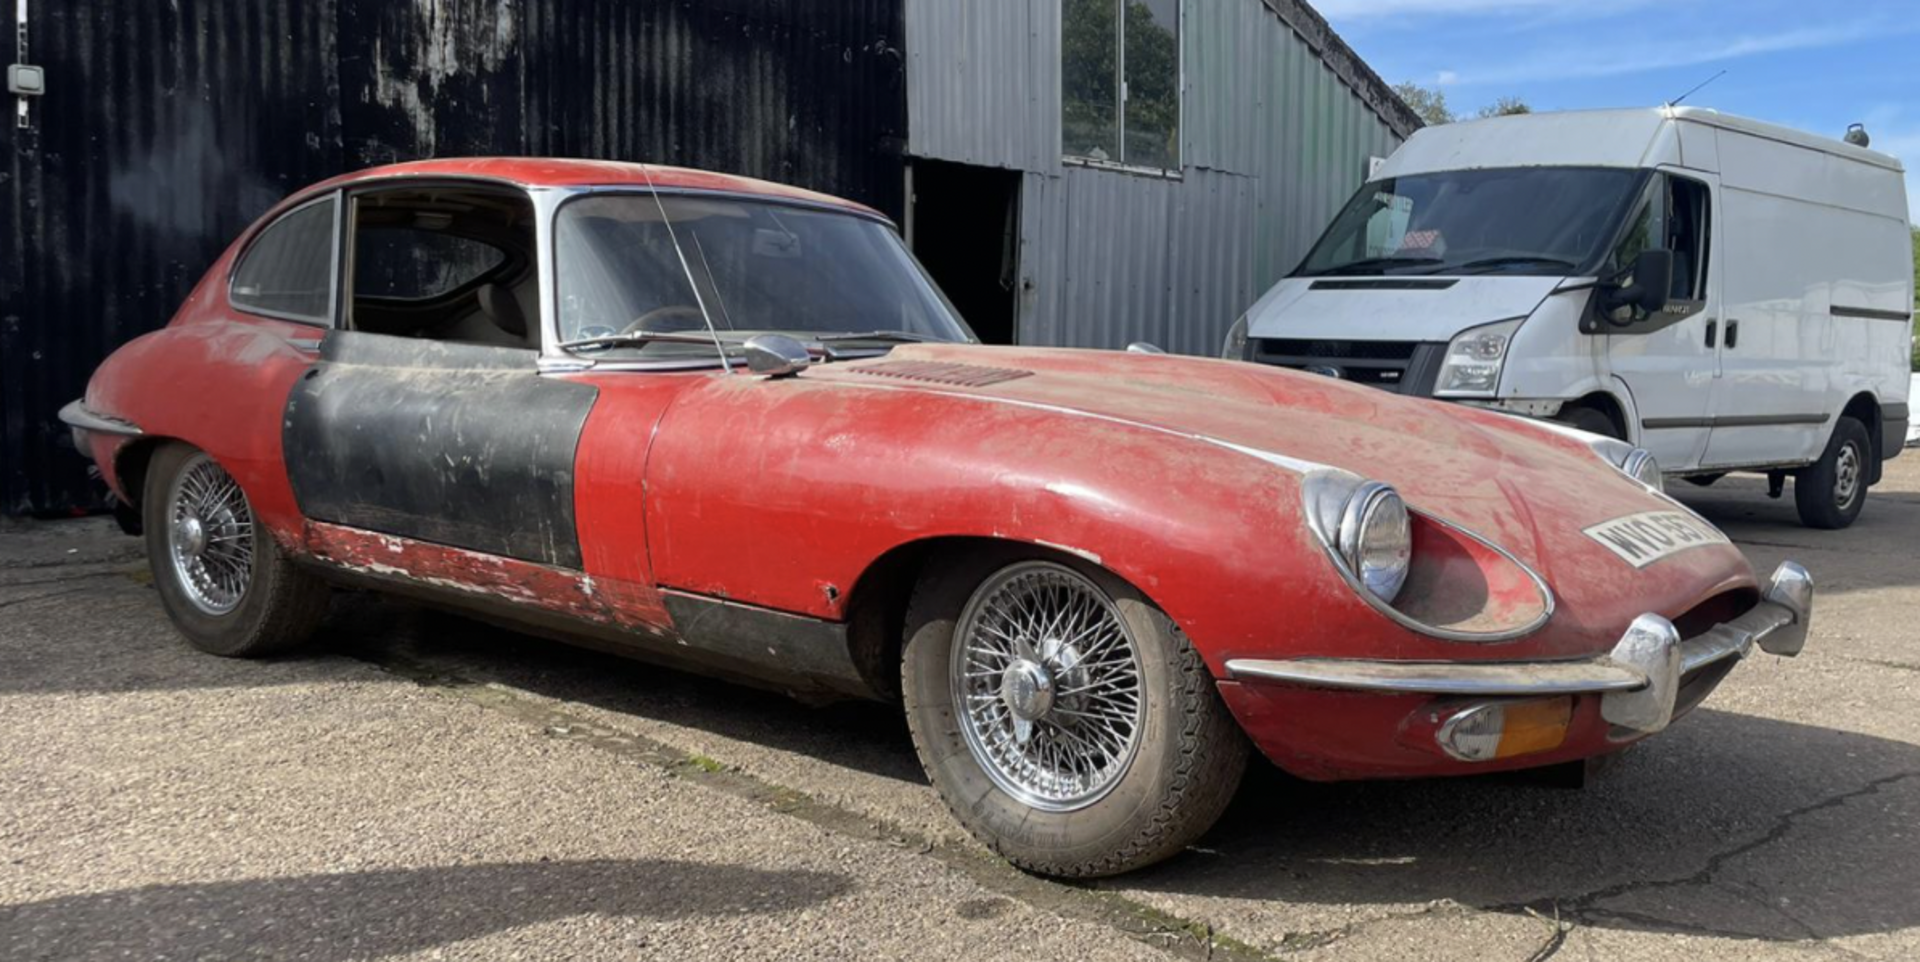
left=1604, top=249, right=1675, bottom=316
left=743, top=334, right=811, bottom=378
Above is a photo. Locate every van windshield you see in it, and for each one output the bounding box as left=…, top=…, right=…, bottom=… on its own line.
left=1295, top=167, right=1647, bottom=278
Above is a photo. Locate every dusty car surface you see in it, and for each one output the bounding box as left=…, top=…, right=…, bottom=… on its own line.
left=64, top=159, right=1814, bottom=877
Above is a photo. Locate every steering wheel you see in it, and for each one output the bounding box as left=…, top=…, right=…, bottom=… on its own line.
left=622, top=305, right=709, bottom=334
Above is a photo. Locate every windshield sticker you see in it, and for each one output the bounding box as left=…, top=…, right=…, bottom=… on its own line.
left=1583, top=511, right=1730, bottom=568
left=1396, top=229, right=1443, bottom=251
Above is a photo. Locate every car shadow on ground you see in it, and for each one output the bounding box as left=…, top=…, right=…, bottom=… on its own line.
left=0, top=859, right=852, bottom=962
left=339, top=597, right=1920, bottom=944
left=1121, top=708, right=1920, bottom=943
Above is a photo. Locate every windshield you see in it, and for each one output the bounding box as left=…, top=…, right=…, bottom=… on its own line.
left=1294, top=167, right=1648, bottom=278
left=554, top=193, right=973, bottom=359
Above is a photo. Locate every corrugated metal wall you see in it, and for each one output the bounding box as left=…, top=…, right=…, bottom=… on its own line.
left=2, top=0, right=906, bottom=515
left=906, top=0, right=1404, bottom=356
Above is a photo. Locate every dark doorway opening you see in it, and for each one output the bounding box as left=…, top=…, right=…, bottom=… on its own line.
left=908, top=159, right=1022, bottom=345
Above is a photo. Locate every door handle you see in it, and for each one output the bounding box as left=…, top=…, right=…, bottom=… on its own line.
left=1704, top=320, right=1717, bottom=348
left=1725, top=320, right=1739, bottom=350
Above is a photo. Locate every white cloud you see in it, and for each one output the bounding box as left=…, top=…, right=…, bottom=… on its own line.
left=1435, top=70, right=1460, bottom=86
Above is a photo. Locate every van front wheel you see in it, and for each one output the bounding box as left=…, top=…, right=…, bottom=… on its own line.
left=1794, top=416, right=1870, bottom=530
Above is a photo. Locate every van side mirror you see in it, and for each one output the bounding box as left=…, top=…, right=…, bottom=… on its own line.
left=1604, top=249, right=1675, bottom=317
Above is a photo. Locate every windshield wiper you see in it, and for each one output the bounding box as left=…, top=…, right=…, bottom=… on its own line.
left=1300, top=255, right=1444, bottom=277
left=1428, top=255, right=1579, bottom=276
left=555, top=330, right=735, bottom=353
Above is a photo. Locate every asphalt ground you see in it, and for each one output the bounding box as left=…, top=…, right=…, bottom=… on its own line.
left=4, top=454, right=1917, bottom=961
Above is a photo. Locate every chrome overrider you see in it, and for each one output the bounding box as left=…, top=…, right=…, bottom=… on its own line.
left=1225, top=561, right=1813, bottom=737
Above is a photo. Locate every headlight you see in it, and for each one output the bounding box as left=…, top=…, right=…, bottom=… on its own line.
left=1435, top=317, right=1524, bottom=398
left=1339, top=483, right=1413, bottom=602
left=1222, top=314, right=1250, bottom=360
left=1620, top=448, right=1663, bottom=492
left=1522, top=419, right=1665, bottom=493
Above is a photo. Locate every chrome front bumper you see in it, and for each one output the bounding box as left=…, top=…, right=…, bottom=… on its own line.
left=1225, top=561, right=1813, bottom=736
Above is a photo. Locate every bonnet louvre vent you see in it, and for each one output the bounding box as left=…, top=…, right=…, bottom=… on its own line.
left=851, top=360, right=1033, bottom=387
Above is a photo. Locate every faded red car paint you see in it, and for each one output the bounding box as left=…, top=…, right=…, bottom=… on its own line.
left=72, top=158, right=1776, bottom=786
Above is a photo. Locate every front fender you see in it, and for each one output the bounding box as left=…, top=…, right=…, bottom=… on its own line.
left=640, top=373, right=1627, bottom=677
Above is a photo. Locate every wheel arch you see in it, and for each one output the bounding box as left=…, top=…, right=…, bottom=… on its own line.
left=841, top=535, right=1155, bottom=703
left=1563, top=391, right=1630, bottom=441
left=1839, top=392, right=1883, bottom=485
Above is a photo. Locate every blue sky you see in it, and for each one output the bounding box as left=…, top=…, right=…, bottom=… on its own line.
left=1318, top=0, right=1920, bottom=223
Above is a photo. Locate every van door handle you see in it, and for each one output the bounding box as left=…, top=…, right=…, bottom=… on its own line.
left=1704, top=320, right=1717, bottom=348
left=1725, top=320, right=1739, bottom=349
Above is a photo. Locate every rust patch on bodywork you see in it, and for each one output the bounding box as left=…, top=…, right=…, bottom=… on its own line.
left=301, top=520, right=663, bottom=631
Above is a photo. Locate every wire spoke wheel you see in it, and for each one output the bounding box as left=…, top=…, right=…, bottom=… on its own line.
left=951, top=561, right=1145, bottom=812
left=166, top=453, right=255, bottom=615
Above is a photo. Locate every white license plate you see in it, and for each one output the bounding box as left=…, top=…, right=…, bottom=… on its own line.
left=1582, top=510, right=1731, bottom=568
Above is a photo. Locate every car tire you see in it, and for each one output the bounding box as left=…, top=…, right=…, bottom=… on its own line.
left=901, top=548, right=1247, bottom=878
left=1554, top=404, right=1622, bottom=440
left=143, top=442, right=330, bottom=657
left=1794, top=416, right=1870, bottom=530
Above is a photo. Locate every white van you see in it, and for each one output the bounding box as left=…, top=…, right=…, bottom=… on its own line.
left=1229, top=107, right=1913, bottom=529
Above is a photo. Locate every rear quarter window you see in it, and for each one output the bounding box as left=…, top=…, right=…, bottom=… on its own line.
left=230, top=197, right=338, bottom=322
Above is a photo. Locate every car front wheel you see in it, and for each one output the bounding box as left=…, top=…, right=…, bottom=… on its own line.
left=901, top=550, right=1247, bottom=877
left=143, top=443, right=330, bottom=656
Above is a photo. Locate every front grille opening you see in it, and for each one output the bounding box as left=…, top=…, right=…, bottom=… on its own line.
left=1669, top=587, right=1761, bottom=641
left=1250, top=339, right=1444, bottom=395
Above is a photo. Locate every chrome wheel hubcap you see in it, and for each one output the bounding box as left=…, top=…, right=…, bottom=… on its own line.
left=167, top=454, right=255, bottom=615
left=952, top=562, right=1145, bottom=812
left=1835, top=443, right=1861, bottom=508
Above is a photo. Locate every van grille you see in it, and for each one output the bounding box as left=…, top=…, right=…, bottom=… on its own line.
left=1251, top=339, right=1445, bottom=395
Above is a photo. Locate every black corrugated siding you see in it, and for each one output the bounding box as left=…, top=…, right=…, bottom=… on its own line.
left=1, top=0, right=904, bottom=515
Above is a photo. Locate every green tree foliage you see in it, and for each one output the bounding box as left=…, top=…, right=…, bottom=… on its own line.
left=1393, top=81, right=1455, bottom=126
left=1392, top=81, right=1532, bottom=126
left=1477, top=97, right=1533, bottom=118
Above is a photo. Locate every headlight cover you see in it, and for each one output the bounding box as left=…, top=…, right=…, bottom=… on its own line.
left=1221, top=314, right=1250, bottom=360
left=1435, top=317, right=1524, bottom=398
left=1529, top=420, right=1665, bottom=493
left=1620, top=448, right=1663, bottom=492
left=1303, top=473, right=1413, bottom=605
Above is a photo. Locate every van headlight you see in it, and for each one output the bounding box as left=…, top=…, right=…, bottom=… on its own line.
left=1435, top=317, right=1524, bottom=398
left=1222, top=314, right=1250, bottom=360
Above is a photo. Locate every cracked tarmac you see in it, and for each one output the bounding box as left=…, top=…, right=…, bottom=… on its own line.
left=3, top=455, right=1917, bottom=960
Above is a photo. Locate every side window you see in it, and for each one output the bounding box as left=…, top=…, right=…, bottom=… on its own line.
left=1666, top=177, right=1711, bottom=302
left=345, top=188, right=537, bottom=348
left=1609, top=174, right=1711, bottom=303
left=231, top=197, right=338, bottom=322
left=355, top=228, right=506, bottom=301
left=1061, top=0, right=1180, bottom=172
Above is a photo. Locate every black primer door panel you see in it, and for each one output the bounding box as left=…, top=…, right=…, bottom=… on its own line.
left=284, top=333, right=597, bottom=568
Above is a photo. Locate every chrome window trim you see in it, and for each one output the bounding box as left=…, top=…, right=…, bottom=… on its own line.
left=226, top=191, right=343, bottom=328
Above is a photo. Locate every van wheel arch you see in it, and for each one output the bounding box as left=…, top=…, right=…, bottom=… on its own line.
left=1555, top=394, right=1628, bottom=441
left=1839, top=393, right=1882, bottom=485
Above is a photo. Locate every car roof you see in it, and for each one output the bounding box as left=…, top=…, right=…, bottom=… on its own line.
left=300, top=157, right=885, bottom=218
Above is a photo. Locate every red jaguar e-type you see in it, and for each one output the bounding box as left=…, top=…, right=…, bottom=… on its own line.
left=63, top=159, right=1812, bottom=877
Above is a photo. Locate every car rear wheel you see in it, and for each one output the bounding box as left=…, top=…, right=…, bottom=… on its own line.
left=144, top=443, right=330, bottom=656
left=901, top=549, right=1247, bottom=877
left=1794, top=416, right=1870, bottom=530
